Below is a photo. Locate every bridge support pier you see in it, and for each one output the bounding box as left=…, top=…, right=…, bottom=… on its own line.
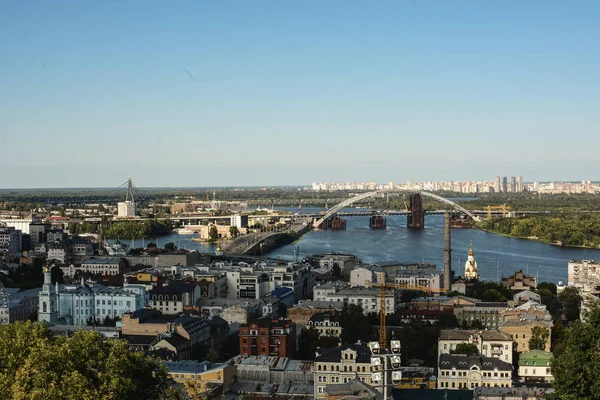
left=370, top=215, right=386, bottom=229
left=329, top=216, right=346, bottom=230
left=407, top=193, right=425, bottom=229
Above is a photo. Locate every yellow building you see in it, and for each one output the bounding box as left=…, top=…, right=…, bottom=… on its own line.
left=499, top=320, right=552, bottom=353
left=163, top=360, right=236, bottom=392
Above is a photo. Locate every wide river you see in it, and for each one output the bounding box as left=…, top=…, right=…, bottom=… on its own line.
left=113, top=207, right=600, bottom=284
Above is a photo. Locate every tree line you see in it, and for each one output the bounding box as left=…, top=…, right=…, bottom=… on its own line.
left=478, top=214, right=600, bottom=248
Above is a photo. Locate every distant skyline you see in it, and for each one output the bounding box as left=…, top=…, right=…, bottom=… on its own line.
left=1, top=1, right=599, bottom=188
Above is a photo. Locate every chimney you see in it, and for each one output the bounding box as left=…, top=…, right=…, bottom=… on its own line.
left=444, top=212, right=452, bottom=291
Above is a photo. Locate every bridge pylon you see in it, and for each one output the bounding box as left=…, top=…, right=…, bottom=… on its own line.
left=407, top=193, right=425, bottom=229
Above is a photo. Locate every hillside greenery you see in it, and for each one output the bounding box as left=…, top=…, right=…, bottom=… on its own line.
left=478, top=214, right=600, bottom=248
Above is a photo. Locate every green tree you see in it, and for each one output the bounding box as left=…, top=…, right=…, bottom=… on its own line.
left=229, top=226, right=239, bottom=238
left=339, top=304, right=372, bottom=344
left=208, top=226, right=219, bottom=242
left=298, top=328, right=320, bottom=360
left=481, top=288, right=506, bottom=302
left=205, top=348, right=219, bottom=363
left=450, top=343, right=479, bottom=356
left=537, top=282, right=558, bottom=296
left=164, top=242, right=177, bottom=251
left=537, top=288, right=555, bottom=307
left=528, top=326, right=550, bottom=350
left=552, top=300, right=600, bottom=400
left=0, top=321, right=181, bottom=400
left=560, top=286, right=582, bottom=322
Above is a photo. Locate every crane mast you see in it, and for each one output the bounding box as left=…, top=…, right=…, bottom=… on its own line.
left=367, top=271, right=447, bottom=349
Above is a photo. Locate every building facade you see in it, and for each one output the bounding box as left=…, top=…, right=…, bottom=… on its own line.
left=438, top=354, right=512, bottom=390
left=239, top=318, right=296, bottom=358
left=0, top=226, right=22, bottom=254
left=439, top=330, right=514, bottom=364
left=314, top=345, right=379, bottom=399
left=518, top=350, right=553, bottom=383
left=313, top=284, right=396, bottom=315
left=149, top=283, right=201, bottom=315
left=308, top=312, right=342, bottom=339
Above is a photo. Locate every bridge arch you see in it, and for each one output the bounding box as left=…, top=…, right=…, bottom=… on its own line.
left=313, top=190, right=480, bottom=228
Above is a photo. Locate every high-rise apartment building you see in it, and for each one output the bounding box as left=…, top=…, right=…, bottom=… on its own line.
left=494, top=176, right=501, bottom=193
left=510, top=177, right=516, bottom=193
left=502, top=177, right=508, bottom=193
left=518, top=176, right=524, bottom=192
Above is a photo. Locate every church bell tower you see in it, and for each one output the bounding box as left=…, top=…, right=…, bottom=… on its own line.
left=38, top=264, right=59, bottom=324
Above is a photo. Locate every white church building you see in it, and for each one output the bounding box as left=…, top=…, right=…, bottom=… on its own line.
left=38, top=266, right=147, bottom=326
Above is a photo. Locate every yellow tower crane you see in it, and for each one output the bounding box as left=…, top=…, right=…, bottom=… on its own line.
left=367, top=272, right=447, bottom=349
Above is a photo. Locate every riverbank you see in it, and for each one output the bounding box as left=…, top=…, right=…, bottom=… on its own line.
left=474, top=226, right=600, bottom=250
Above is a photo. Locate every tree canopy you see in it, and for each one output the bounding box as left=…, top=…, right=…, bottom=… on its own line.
left=450, top=343, right=479, bottom=356
left=0, top=321, right=180, bottom=400
left=528, top=326, right=549, bottom=351
left=552, top=300, right=600, bottom=400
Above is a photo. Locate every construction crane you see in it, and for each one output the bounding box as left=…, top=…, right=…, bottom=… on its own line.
left=367, top=272, right=447, bottom=349
left=402, top=197, right=409, bottom=212
left=486, top=205, right=511, bottom=220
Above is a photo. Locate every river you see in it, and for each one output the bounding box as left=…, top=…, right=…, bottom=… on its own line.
left=110, top=207, right=600, bottom=284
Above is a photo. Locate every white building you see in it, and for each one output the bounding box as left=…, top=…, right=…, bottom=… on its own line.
left=349, top=265, right=384, bottom=287
left=0, top=225, right=22, bottom=254
left=313, top=283, right=396, bottom=315
left=393, top=269, right=442, bottom=292
left=38, top=267, right=147, bottom=326
left=80, top=258, right=123, bottom=276
left=518, top=350, right=553, bottom=383
left=438, top=330, right=513, bottom=364
left=0, top=218, right=33, bottom=234
left=47, top=246, right=69, bottom=264
left=117, top=201, right=136, bottom=217
left=438, top=354, right=512, bottom=390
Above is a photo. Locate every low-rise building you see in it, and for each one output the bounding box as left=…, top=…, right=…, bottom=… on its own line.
left=499, top=320, right=552, bottom=353
left=262, top=286, right=295, bottom=318
left=163, top=360, right=236, bottom=392
left=239, top=318, right=296, bottom=358
left=454, top=302, right=509, bottom=329
left=149, top=283, right=201, bottom=315
left=0, top=287, right=39, bottom=324
left=439, top=330, right=513, bottom=364
left=197, top=298, right=263, bottom=324
left=513, top=290, right=541, bottom=304
left=308, top=311, right=341, bottom=339
left=314, top=344, right=378, bottom=399
left=313, top=283, right=396, bottom=315
left=501, top=270, right=537, bottom=293
left=38, top=267, right=147, bottom=326
left=47, top=245, right=69, bottom=264
left=287, top=300, right=345, bottom=327
left=392, top=269, right=442, bottom=292
left=518, top=350, right=553, bottom=383
left=230, top=355, right=314, bottom=384
left=79, top=258, right=124, bottom=276
left=438, top=354, right=512, bottom=390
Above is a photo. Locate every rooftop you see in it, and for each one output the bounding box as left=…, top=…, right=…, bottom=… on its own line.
left=439, top=354, right=512, bottom=371
left=163, top=360, right=226, bottom=374
left=315, top=344, right=371, bottom=364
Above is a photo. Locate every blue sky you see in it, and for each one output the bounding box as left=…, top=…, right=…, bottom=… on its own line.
left=1, top=1, right=599, bottom=188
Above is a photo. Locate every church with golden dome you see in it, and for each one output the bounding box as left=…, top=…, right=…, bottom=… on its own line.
left=464, top=242, right=479, bottom=280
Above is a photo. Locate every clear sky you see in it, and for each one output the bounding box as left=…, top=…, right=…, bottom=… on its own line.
left=1, top=1, right=599, bottom=188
